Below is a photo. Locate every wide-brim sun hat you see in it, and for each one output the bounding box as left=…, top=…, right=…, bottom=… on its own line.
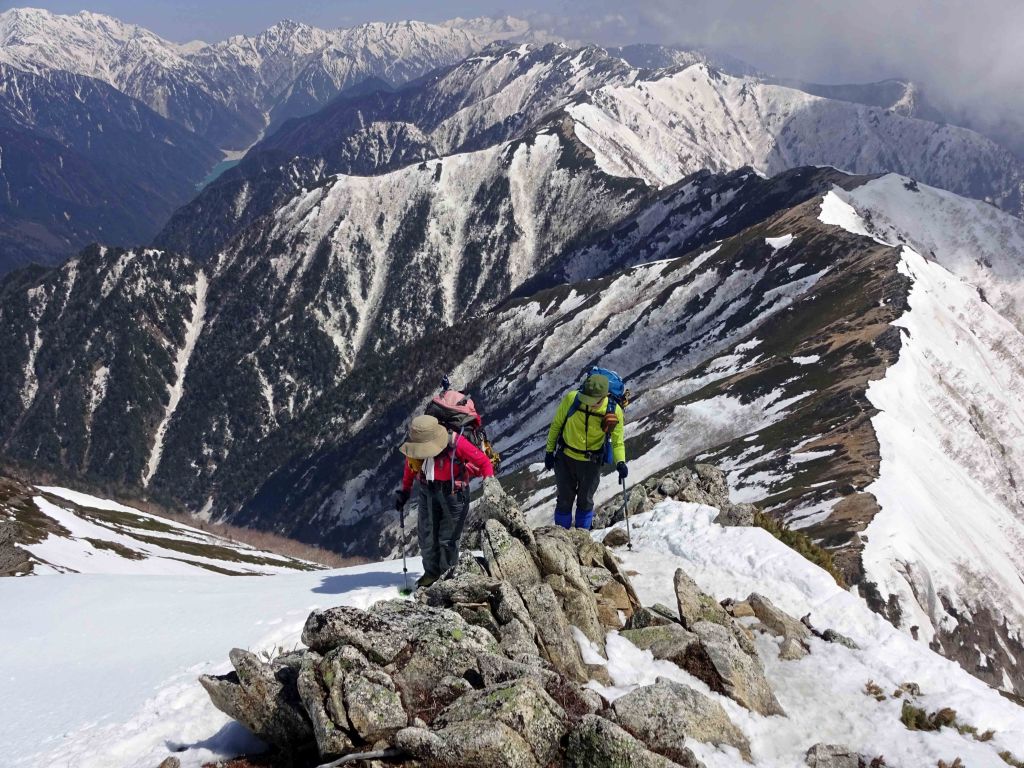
left=399, top=414, right=449, bottom=459
left=578, top=373, right=610, bottom=406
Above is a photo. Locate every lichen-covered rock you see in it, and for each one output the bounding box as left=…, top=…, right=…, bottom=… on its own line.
left=805, top=743, right=861, bottom=768
left=492, top=581, right=542, bottom=659
left=674, top=568, right=729, bottom=629
left=610, top=678, right=751, bottom=762
left=476, top=477, right=538, bottom=554
left=747, top=593, right=811, bottom=642
left=344, top=667, right=407, bottom=741
left=519, top=581, right=589, bottom=682
left=296, top=653, right=353, bottom=757
left=395, top=721, right=540, bottom=768
left=433, top=678, right=568, bottom=766
left=418, top=571, right=502, bottom=608
left=545, top=573, right=606, bottom=650
left=627, top=605, right=678, bottom=630
left=301, top=604, right=408, bottom=663
left=566, top=714, right=697, bottom=768
left=483, top=519, right=542, bottom=588
left=686, top=621, right=785, bottom=716
left=693, top=464, right=730, bottom=502
left=199, top=648, right=313, bottom=750
left=620, top=623, right=699, bottom=666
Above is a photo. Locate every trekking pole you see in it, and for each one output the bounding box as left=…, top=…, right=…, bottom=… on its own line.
left=620, top=477, right=633, bottom=551
left=398, top=504, right=411, bottom=595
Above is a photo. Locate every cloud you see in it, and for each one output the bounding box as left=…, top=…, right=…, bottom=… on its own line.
left=536, top=0, right=1024, bottom=140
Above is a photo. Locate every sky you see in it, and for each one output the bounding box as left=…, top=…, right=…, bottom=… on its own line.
left=4, top=0, right=1023, bottom=128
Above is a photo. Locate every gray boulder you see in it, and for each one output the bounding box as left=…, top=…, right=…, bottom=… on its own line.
left=0, top=521, right=31, bottom=576
left=779, top=637, right=809, bottom=661
left=687, top=621, right=785, bottom=716
left=747, top=593, right=811, bottom=642
left=483, top=518, right=542, bottom=588
left=199, top=648, right=313, bottom=750
left=674, top=568, right=729, bottom=629
left=395, top=721, right=540, bottom=768
left=492, top=581, right=542, bottom=659
left=296, top=653, right=353, bottom=757
left=566, top=714, right=697, bottom=768
left=433, top=678, right=568, bottom=766
left=602, top=527, right=630, bottom=547
left=343, top=667, right=407, bottom=741
left=545, top=573, right=606, bottom=650
left=476, top=477, right=538, bottom=553
left=620, top=623, right=699, bottom=666
left=805, top=743, right=861, bottom=768
left=610, top=678, right=751, bottom=762
left=716, top=503, right=757, bottom=527
left=301, top=604, right=407, bottom=663
left=627, top=604, right=679, bottom=629
left=519, top=581, right=589, bottom=682
left=694, top=464, right=730, bottom=503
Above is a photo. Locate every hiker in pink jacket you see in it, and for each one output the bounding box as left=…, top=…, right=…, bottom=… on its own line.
left=396, top=413, right=494, bottom=587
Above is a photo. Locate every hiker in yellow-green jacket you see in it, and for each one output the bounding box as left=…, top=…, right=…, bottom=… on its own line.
left=544, top=372, right=626, bottom=530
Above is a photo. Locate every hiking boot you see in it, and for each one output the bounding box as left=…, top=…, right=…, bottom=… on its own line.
left=416, top=574, right=438, bottom=588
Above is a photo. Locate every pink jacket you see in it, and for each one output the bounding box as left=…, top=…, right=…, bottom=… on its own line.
left=401, top=434, right=494, bottom=493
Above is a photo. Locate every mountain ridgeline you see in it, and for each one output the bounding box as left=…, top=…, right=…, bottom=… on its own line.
left=1, top=11, right=1024, bottom=702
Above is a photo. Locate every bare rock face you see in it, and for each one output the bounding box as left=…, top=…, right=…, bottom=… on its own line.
left=483, top=518, right=542, bottom=588
left=610, top=678, right=752, bottom=763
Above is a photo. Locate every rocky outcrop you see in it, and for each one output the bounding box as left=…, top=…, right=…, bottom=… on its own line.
left=200, top=480, right=764, bottom=766
left=610, top=678, right=751, bottom=763
left=597, top=464, right=757, bottom=529
left=0, top=521, right=31, bottom=576
left=805, top=743, right=863, bottom=768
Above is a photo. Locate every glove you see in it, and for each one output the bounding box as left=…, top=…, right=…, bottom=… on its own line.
left=616, top=462, right=628, bottom=481
left=395, top=490, right=410, bottom=511
left=544, top=452, right=555, bottom=471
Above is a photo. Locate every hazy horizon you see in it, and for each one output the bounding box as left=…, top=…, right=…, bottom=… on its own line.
left=3, top=0, right=1022, bottom=127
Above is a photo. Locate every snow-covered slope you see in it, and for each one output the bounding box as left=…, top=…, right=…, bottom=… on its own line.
left=0, top=7, right=540, bottom=149
left=1, top=480, right=319, bottom=575
left=567, top=64, right=1024, bottom=216
left=4, top=499, right=1023, bottom=767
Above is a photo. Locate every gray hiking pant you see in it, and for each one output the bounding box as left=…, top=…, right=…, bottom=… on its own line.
left=554, top=452, right=602, bottom=516
left=416, top=482, right=470, bottom=578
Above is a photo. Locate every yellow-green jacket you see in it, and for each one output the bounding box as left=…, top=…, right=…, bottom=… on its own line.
left=545, top=390, right=626, bottom=464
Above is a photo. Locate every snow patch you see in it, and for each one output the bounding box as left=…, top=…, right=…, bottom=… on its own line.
left=143, top=271, right=208, bottom=487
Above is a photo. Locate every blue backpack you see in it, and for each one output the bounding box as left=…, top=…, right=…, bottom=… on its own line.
left=560, top=366, right=630, bottom=465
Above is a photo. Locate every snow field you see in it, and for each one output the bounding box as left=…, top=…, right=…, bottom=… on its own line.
left=604, top=502, right=1024, bottom=767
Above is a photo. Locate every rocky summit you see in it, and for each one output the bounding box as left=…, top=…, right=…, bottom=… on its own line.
left=200, top=479, right=865, bottom=767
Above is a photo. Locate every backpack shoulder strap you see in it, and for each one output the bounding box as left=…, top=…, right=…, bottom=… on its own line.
left=557, top=393, right=582, bottom=449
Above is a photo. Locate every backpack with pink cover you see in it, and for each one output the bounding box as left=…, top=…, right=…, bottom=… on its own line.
left=424, top=380, right=500, bottom=470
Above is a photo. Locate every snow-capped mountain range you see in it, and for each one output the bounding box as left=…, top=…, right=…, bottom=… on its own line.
left=2, top=3, right=1024, bottom=713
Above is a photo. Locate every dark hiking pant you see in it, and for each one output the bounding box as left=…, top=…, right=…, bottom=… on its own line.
left=417, top=481, right=470, bottom=578
left=553, top=452, right=601, bottom=530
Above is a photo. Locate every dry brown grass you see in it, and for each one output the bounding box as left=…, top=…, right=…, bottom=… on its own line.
left=142, top=509, right=368, bottom=569
left=1, top=468, right=366, bottom=570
